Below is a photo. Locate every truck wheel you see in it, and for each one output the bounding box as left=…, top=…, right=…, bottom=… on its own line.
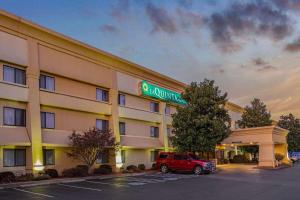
left=160, top=165, right=168, bottom=173
left=193, top=165, right=203, bottom=175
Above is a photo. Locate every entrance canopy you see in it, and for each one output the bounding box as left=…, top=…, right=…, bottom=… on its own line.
left=221, top=126, right=289, bottom=168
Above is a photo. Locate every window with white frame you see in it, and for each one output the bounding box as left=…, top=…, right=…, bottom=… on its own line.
left=3, top=149, right=26, bottom=167
left=96, top=88, right=109, bottom=102
left=96, top=150, right=109, bottom=164
left=150, top=126, right=159, bottom=138
left=119, top=122, right=126, bottom=135
left=41, top=112, right=55, bottom=129
left=118, top=94, right=126, bottom=106
left=96, top=119, right=109, bottom=131
left=40, top=74, right=55, bottom=91
left=43, top=149, right=55, bottom=165
left=150, top=150, right=159, bottom=162
left=150, top=102, right=159, bottom=113
left=121, top=150, right=126, bottom=163
left=3, top=107, right=26, bottom=126
left=3, top=65, right=26, bottom=85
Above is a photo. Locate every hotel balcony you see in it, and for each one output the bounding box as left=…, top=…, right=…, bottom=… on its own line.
left=120, top=135, right=164, bottom=149
left=118, top=106, right=162, bottom=123
left=40, top=90, right=112, bottom=115
left=0, top=81, right=28, bottom=102
left=0, top=126, right=31, bottom=146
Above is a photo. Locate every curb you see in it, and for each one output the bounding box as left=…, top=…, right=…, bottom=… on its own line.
left=0, top=172, right=150, bottom=189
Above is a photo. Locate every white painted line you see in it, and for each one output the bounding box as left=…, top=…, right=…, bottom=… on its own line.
left=12, top=188, right=54, bottom=198
left=61, top=179, right=85, bottom=183
left=57, top=183, right=102, bottom=192
left=85, top=181, right=129, bottom=187
left=128, top=182, right=146, bottom=186
left=126, top=177, right=165, bottom=183
left=0, top=187, right=3, bottom=190
left=163, top=177, right=178, bottom=181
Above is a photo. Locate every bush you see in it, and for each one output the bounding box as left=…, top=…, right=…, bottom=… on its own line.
left=33, top=174, right=51, bottom=181
left=275, top=153, right=284, bottom=161
left=45, top=169, right=58, bottom=178
left=76, top=165, right=89, bottom=176
left=62, top=166, right=88, bottom=177
left=94, top=165, right=112, bottom=175
left=0, top=171, right=16, bottom=183
left=126, top=165, right=141, bottom=172
left=138, top=164, right=146, bottom=171
left=16, top=173, right=34, bottom=182
left=151, top=163, right=157, bottom=170
left=231, top=155, right=250, bottom=163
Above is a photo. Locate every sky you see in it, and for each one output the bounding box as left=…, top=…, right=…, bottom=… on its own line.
left=1, top=0, right=300, bottom=120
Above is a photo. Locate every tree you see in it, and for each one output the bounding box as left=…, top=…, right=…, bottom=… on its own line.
left=171, top=79, right=231, bottom=157
left=278, top=114, right=300, bottom=152
left=67, top=128, right=119, bottom=171
left=237, top=98, right=272, bottom=128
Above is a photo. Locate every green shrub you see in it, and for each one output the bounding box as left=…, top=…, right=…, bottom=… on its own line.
left=94, top=165, right=112, bottom=175
left=45, top=169, right=58, bottom=178
left=138, top=164, right=146, bottom=171
left=231, top=155, right=249, bottom=163
left=16, top=173, right=34, bottom=182
left=62, top=166, right=88, bottom=177
left=76, top=165, right=89, bottom=176
left=126, top=165, right=141, bottom=172
left=0, top=171, right=16, bottom=183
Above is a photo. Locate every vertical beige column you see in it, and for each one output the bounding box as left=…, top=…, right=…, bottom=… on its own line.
left=259, top=143, right=275, bottom=168
left=159, top=102, right=169, bottom=151
left=26, top=39, right=43, bottom=174
left=109, top=70, right=121, bottom=171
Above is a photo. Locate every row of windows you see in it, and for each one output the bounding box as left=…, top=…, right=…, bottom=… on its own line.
left=3, top=65, right=173, bottom=114
left=2, top=148, right=110, bottom=167
left=119, top=150, right=159, bottom=163
left=119, top=122, right=159, bottom=138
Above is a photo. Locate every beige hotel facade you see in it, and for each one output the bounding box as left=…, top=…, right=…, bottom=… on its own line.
left=0, top=10, right=289, bottom=175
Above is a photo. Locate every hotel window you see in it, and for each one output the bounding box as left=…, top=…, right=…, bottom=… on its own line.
left=150, top=102, right=159, bottom=113
left=150, top=126, right=159, bottom=138
left=40, top=74, right=55, bottom=91
left=118, top=94, right=126, bottom=106
left=3, top=65, right=26, bottom=85
left=121, top=150, right=126, bottom=163
left=96, top=88, right=109, bottom=102
left=119, top=122, right=126, bottom=135
left=41, top=112, right=55, bottom=129
left=165, top=105, right=171, bottom=115
left=150, top=150, right=159, bottom=162
left=3, top=107, right=26, bottom=126
left=96, top=149, right=109, bottom=164
left=3, top=149, right=26, bottom=167
left=43, top=149, right=55, bottom=165
left=96, top=119, right=109, bottom=131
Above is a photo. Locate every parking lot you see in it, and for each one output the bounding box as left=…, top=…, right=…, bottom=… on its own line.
left=1, top=163, right=300, bottom=200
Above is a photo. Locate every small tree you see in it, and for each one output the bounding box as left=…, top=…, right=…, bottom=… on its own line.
left=67, top=128, right=119, bottom=171
left=171, top=79, right=231, bottom=158
left=278, top=114, right=300, bottom=152
left=237, top=98, right=272, bottom=128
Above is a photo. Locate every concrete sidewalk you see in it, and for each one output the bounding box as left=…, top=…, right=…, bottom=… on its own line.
left=0, top=171, right=153, bottom=189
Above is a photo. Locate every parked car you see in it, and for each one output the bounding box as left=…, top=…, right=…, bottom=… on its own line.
left=155, top=152, right=216, bottom=175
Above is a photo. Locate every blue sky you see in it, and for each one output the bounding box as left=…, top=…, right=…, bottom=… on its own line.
left=1, top=0, right=300, bottom=119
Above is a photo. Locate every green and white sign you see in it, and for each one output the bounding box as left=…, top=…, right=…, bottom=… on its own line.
left=141, top=80, right=186, bottom=105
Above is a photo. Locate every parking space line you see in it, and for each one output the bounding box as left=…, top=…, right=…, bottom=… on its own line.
left=57, top=183, right=102, bottom=191
left=126, top=177, right=165, bottom=183
left=86, top=180, right=130, bottom=187
left=12, top=188, right=54, bottom=198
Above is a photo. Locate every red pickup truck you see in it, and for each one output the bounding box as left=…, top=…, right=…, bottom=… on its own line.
left=156, top=152, right=215, bottom=175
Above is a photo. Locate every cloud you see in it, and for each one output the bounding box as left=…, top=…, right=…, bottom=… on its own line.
left=176, top=8, right=203, bottom=30
left=100, top=25, right=119, bottom=33
left=178, top=0, right=193, bottom=8
left=110, top=0, right=130, bottom=21
left=285, top=37, right=300, bottom=52
left=257, top=65, right=278, bottom=72
left=207, top=1, right=293, bottom=53
left=145, top=3, right=177, bottom=34
left=272, top=0, right=300, bottom=11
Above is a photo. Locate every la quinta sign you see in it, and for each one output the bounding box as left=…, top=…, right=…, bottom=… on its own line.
left=141, top=80, right=186, bottom=105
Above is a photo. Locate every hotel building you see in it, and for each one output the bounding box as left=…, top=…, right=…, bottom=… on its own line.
left=0, top=10, right=289, bottom=175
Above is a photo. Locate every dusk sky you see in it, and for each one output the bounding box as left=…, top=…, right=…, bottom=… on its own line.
left=1, top=0, right=300, bottom=119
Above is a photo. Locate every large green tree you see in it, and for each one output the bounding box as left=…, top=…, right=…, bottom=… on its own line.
left=237, top=98, right=272, bottom=128
left=171, top=79, right=231, bottom=155
left=278, top=114, right=300, bottom=152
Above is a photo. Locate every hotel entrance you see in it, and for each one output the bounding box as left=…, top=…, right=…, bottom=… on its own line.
left=217, top=126, right=290, bottom=168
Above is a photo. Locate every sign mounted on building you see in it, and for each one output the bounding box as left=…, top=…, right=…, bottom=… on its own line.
left=140, top=80, right=186, bottom=105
